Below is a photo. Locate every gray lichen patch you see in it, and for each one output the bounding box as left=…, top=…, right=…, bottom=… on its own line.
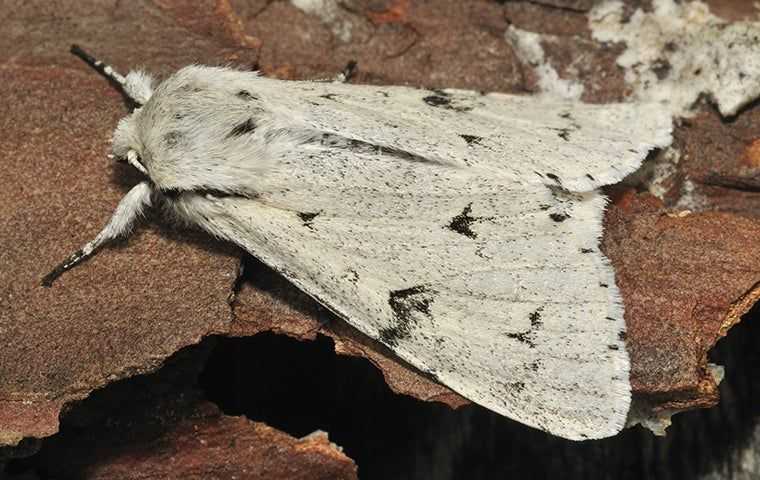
left=590, top=0, right=760, bottom=117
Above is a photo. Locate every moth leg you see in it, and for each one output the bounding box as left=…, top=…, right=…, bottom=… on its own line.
left=333, top=60, right=358, bottom=83
left=300, top=306, right=332, bottom=337
left=227, top=254, right=248, bottom=308
left=310, top=61, right=358, bottom=83
left=41, top=181, right=153, bottom=287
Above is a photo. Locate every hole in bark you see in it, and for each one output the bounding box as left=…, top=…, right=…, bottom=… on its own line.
left=5, top=305, right=759, bottom=479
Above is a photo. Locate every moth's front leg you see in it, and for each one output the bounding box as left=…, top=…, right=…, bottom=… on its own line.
left=42, top=181, right=154, bottom=286
left=227, top=254, right=247, bottom=308
left=310, top=61, right=358, bottom=83
left=333, top=60, right=358, bottom=83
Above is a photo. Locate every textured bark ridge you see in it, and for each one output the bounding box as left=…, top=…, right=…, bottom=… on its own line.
left=2, top=0, right=760, bottom=477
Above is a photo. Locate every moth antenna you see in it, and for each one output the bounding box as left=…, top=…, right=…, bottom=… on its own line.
left=71, top=44, right=127, bottom=88
left=70, top=44, right=144, bottom=108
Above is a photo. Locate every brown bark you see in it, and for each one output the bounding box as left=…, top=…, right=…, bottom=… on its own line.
left=2, top=0, right=759, bottom=478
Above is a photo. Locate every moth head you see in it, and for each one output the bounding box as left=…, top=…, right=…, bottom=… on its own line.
left=107, top=65, right=274, bottom=196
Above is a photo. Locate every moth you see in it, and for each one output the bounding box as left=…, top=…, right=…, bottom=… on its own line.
left=45, top=45, right=672, bottom=440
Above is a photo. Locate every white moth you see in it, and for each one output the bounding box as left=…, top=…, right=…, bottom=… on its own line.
left=46, top=45, right=672, bottom=440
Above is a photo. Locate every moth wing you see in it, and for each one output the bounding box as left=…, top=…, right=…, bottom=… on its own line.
left=187, top=143, right=632, bottom=440
left=257, top=79, right=672, bottom=191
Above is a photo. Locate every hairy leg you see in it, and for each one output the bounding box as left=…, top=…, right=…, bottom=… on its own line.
left=42, top=181, right=154, bottom=286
